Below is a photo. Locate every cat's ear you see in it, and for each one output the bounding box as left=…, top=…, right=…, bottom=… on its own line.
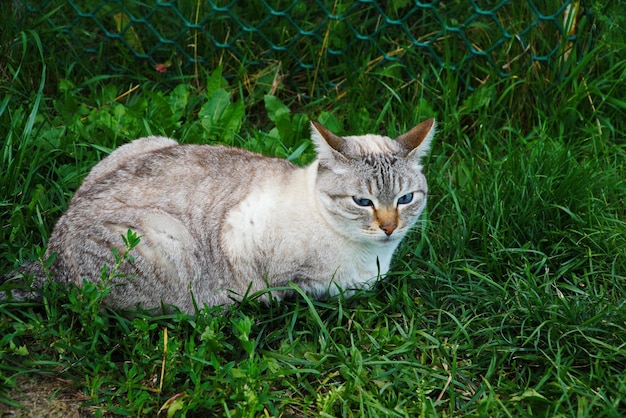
left=311, top=121, right=348, bottom=164
left=396, top=118, right=436, bottom=163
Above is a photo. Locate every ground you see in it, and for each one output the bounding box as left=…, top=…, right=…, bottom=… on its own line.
left=2, top=376, right=102, bottom=418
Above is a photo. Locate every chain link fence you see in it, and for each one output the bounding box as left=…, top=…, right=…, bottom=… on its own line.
left=12, top=0, right=592, bottom=94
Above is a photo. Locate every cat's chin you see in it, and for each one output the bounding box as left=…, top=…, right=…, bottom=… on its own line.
left=353, top=233, right=397, bottom=244
left=373, top=233, right=403, bottom=243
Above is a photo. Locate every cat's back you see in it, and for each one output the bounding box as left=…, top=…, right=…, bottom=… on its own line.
left=75, top=137, right=297, bottom=203
left=80, top=136, right=179, bottom=190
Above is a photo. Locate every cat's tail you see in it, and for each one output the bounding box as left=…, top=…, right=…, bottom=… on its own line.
left=0, top=261, right=48, bottom=302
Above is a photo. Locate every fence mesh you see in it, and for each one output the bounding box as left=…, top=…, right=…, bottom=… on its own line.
left=12, top=0, right=591, bottom=94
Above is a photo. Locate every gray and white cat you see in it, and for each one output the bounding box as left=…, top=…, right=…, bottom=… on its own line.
left=3, top=119, right=435, bottom=313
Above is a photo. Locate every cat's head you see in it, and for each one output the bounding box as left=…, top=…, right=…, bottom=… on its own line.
left=311, top=118, right=435, bottom=243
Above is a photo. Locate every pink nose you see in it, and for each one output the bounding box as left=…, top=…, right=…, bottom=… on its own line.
left=380, top=222, right=397, bottom=236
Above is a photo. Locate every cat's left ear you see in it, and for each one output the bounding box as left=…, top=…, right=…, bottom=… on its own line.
left=395, top=118, right=436, bottom=163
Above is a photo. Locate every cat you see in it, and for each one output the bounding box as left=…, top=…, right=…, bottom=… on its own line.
left=1, top=118, right=436, bottom=313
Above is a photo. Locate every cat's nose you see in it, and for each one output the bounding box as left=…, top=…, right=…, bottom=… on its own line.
left=380, top=222, right=397, bottom=236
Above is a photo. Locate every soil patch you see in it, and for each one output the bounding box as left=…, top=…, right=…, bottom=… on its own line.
left=1, top=375, right=108, bottom=418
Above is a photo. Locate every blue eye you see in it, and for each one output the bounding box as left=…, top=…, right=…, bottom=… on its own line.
left=353, top=197, right=374, bottom=207
left=397, top=193, right=414, bottom=205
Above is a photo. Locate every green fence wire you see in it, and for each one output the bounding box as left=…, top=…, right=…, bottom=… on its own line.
left=13, top=0, right=591, bottom=94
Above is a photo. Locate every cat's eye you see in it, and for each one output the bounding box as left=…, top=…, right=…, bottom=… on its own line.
left=397, top=193, right=414, bottom=205
left=353, top=197, right=374, bottom=207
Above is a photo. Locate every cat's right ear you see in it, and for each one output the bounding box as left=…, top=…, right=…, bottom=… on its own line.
left=311, top=121, right=349, bottom=165
left=396, top=118, right=436, bottom=163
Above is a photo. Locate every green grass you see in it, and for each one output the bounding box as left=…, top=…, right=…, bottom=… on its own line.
left=2, top=1, right=626, bottom=417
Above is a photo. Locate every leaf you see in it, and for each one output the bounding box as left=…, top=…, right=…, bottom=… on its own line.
left=167, top=84, right=190, bottom=122
left=220, top=99, right=244, bottom=143
left=43, top=252, right=57, bottom=269
left=287, top=142, right=310, bottom=162
left=146, top=91, right=176, bottom=131
left=317, top=111, right=342, bottom=134
left=264, top=95, right=294, bottom=141
left=510, top=388, right=549, bottom=403
left=200, top=90, right=231, bottom=123
left=199, top=90, right=244, bottom=143
left=264, top=95, right=291, bottom=124
left=205, top=66, right=224, bottom=96
left=158, top=393, right=187, bottom=418
left=9, top=340, right=29, bottom=356
left=113, top=13, right=144, bottom=54
left=231, top=314, right=255, bottom=355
